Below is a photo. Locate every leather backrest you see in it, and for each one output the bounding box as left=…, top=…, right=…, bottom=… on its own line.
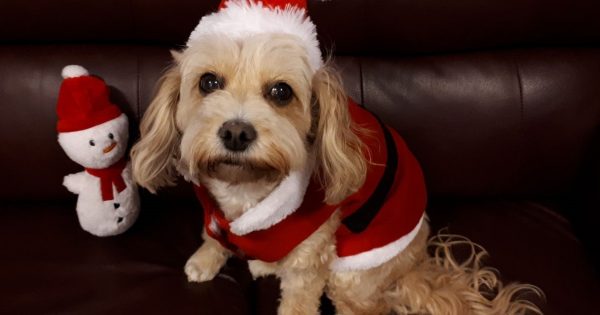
left=1, top=0, right=599, bottom=202
left=2, top=0, right=599, bottom=53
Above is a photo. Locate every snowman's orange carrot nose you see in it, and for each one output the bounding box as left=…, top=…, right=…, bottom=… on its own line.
left=103, top=142, right=117, bottom=153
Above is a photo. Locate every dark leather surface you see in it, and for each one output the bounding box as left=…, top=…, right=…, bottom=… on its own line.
left=1, top=200, right=597, bottom=314
left=427, top=200, right=600, bottom=315
left=1, top=0, right=599, bottom=313
left=360, top=49, right=600, bottom=197
left=2, top=46, right=599, bottom=202
left=2, top=0, right=600, bottom=55
left=0, top=202, right=252, bottom=315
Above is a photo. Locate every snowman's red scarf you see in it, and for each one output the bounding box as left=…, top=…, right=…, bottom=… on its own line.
left=85, top=158, right=127, bottom=201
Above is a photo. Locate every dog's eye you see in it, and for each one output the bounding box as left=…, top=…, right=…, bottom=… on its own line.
left=267, top=82, right=293, bottom=106
left=199, top=73, right=223, bottom=94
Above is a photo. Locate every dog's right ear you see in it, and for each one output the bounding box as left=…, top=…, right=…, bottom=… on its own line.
left=130, top=61, right=181, bottom=193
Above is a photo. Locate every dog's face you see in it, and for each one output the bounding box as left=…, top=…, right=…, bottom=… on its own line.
left=131, top=33, right=366, bottom=204
left=176, top=34, right=313, bottom=184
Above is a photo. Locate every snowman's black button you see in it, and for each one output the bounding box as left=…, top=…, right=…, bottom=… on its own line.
left=114, top=203, right=120, bottom=209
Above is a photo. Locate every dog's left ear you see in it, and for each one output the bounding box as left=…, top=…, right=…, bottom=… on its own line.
left=312, top=65, right=367, bottom=205
left=130, top=61, right=181, bottom=193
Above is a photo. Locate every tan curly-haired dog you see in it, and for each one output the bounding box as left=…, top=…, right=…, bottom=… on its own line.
left=130, top=1, right=542, bottom=314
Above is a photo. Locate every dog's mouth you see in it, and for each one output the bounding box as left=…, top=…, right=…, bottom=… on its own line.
left=202, top=155, right=285, bottom=183
left=209, top=156, right=270, bottom=171
left=222, top=158, right=243, bottom=167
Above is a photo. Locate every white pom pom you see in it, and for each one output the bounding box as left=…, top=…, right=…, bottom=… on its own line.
left=61, top=65, right=89, bottom=79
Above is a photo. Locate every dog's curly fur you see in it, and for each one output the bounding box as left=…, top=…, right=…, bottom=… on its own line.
left=130, top=33, right=543, bottom=314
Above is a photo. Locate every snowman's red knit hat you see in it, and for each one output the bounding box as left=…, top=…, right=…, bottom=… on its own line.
left=56, top=65, right=122, bottom=133
left=187, top=0, right=322, bottom=72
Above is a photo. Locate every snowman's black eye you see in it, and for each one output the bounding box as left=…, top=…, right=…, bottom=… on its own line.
left=108, top=133, right=114, bottom=140
left=89, top=140, right=95, bottom=146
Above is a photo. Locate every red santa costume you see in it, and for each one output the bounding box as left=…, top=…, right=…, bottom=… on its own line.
left=189, top=0, right=427, bottom=272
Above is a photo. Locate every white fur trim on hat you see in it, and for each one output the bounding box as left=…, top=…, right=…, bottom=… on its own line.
left=187, top=0, right=323, bottom=71
left=62, top=65, right=89, bottom=79
left=330, top=215, right=426, bottom=272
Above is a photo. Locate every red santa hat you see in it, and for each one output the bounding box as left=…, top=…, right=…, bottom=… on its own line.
left=56, top=65, right=123, bottom=133
left=187, top=0, right=323, bottom=72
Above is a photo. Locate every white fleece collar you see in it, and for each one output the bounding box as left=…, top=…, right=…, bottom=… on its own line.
left=229, top=159, right=314, bottom=235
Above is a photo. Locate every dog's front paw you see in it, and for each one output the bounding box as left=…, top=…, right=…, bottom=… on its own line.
left=184, top=255, right=221, bottom=282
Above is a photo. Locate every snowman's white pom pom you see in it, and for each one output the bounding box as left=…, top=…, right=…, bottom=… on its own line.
left=61, top=65, right=89, bottom=79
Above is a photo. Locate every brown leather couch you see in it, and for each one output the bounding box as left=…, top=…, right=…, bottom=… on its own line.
left=1, top=0, right=599, bottom=314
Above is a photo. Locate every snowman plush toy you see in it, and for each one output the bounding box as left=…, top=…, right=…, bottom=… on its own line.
left=56, top=65, right=140, bottom=237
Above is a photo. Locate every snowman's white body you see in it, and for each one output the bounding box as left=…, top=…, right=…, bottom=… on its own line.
left=63, top=162, right=139, bottom=236
left=58, top=113, right=140, bottom=236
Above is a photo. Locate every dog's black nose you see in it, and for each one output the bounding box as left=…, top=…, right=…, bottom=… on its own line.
left=218, top=120, right=257, bottom=152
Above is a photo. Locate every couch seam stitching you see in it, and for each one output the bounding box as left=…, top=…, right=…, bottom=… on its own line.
left=515, top=61, right=524, bottom=124
left=514, top=57, right=527, bottom=189
left=136, top=51, right=140, bottom=122
left=359, top=58, right=365, bottom=106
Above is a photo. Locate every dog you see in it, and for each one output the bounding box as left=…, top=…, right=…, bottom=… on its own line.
left=130, top=1, right=542, bottom=314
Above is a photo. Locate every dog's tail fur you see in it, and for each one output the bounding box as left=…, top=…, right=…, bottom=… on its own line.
left=385, top=233, right=544, bottom=315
